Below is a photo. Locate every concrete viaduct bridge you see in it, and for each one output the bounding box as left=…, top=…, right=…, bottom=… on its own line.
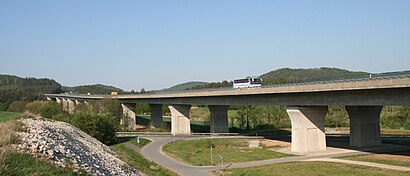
left=45, top=76, right=410, bottom=153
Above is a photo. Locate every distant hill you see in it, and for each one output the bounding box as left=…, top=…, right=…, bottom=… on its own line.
left=260, top=67, right=370, bottom=84
left=260, top=67, right=409, bottom=85
left=161, top=81, right=208, bottom=92
left=62, top=84, right=124, bottom=94
left=0, top=74, right=62, bottom=109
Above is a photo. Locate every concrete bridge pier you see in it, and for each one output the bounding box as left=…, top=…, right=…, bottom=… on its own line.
left=169, top=105, right=191, bottom=135
left=121, top=103, right=137, bottom=131
left=286, top=106, right=328, bottom=153
left=56, top=97, right=62, bottom=104
left=62, top=98, right=69, bottom=112
left=346, top=106, right=382, bottom=147
left=150, top=104, right=163, bottom=128
left=209, top=105, right=229, bottom=133
left=67, top=99, right=75, bottom=114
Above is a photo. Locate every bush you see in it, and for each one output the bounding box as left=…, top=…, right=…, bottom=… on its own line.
left=7, top=101, right=30, bottom=112
left=71, top=113, right=117, bottom=145
left=0, top=120, right=22, bottom=148
left=381, top=115, right=403, bottom=129
left=25, top=101, right=62, bottom=119
left=0, top=103, right=8, bottom=111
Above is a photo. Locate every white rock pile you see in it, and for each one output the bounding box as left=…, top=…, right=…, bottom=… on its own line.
left=16, top=118, right=145, bottom=176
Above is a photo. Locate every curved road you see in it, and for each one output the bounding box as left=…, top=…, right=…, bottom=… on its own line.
left=139, top=136, right=410, bottom=176
left=141, top=136, right=217, bottom=176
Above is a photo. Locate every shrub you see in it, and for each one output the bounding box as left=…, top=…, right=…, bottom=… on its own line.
left=0, top=120, right=22, bottom=147
left=0, top=103, right=8, bottom=111
left=25, top=101, right=62, bottom=119
left=381, top=115, right=403, bottom=129
left=71, top=113, right=117, bottom=145
left=7, top=101, right=30, bottom=112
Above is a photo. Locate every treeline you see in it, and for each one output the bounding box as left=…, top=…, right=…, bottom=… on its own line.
left=261, top=67, right=409, bottom=85
left=230, top=105, right=410, bottom=131
left=261, top=67, right=370, bottom=84
left=0, top=75, right=61, bottom=111
left=189, top=81, right=232, bottom=90
left=62, top=84, right=124, bottom=94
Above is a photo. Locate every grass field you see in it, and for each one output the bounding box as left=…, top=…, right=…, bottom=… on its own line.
left=0, top=111, right=21, bottom=122
left=339, top=150, right=410, bottom=167
left=129, top=138, right=151, bottom=148
left=110, top=143, right=178, bottom=176
left=213, top=161, right=409, bottom=176
left=0, top=152, right=89, bottom=176
left=162, top=138, right=293, bottom=166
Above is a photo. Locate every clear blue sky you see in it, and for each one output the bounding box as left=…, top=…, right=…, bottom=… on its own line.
left=1, top=0, right=409, bottom=91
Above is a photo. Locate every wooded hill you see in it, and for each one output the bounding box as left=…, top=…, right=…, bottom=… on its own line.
left=160, top=81, right=208, bottom=92
left=62, top=84, right=124, bottom=94
left=261, top=67, right=409, bottom=85
left=186, top=67, right=409, bottom=89
left=0, top=75, right=62, bottom=110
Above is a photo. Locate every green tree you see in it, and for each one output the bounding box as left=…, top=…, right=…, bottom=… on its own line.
left=7, top=101, right=30, bottom=112
left=71, top=113, right=117, bottom=145
left=135, top=104, right=150, bottom=115
left=25, top=101, right=62, bottom=119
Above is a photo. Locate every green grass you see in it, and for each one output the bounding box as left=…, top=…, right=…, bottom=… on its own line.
left=339, top=150, right=410, bottom=167
left=0, top=111, right=21, bottom=122
left=129, top=138, right=151, bottom=148
left=190, top=107, right=210, bottom=120
left=163, top=138, right=293, bottom=166
left=110, top=143, right=178, bottom=176
left=213, top=161, right=409, bottom=176
left=0, top=152, right=89, bottom=176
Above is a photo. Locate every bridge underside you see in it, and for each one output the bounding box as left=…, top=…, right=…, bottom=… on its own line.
left=47, top=84, right=409, bottom=153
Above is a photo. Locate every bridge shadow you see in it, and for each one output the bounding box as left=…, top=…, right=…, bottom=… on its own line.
left=135, top=115, right=211, bottom=132
left=134, top=116, right=410, bottom=156
left=245, top=130, right=410, bottom=156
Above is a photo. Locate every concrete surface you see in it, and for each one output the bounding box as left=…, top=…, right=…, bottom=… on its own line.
left=149, top=104, right=163, bottom=128
left=122, top=103, right=137, bottom=131
left=347, top=106, right=382, bottom=147
left=209, top=105, right=229, bottom=133
left=169, top=105, right=191, bottom=135
left=287, top=106, right=327, bottom=153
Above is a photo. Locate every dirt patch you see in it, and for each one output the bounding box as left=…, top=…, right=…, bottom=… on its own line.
left=364, top=154, right=410, bottom=162
left=260, top=139, right=290, bottom=148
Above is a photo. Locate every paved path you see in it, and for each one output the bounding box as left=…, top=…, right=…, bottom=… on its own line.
left=307, top=158, right=410, bottom=172
left=141, top=137, right=217, bottom=176
left=132, top=136, right=410, bottom=176
left=124, top=141, right=141, bottom=153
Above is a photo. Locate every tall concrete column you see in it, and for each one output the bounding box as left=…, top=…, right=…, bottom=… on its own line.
left=209, top=105, right=229, bottom=133
left=346, top=106, right=382, bottom=147
left=169, top=105, right=191, bottom=135
left=150, top=104, right=163, bottom=128
left=122, top=103, right=137, bottom=131
left=56, top=97, right=62, bottom=104
left=286, top=106, right=328, bottom=153
left=62, top=98, right=69, bottom=112
left=67, top=99, right=75, bottom=114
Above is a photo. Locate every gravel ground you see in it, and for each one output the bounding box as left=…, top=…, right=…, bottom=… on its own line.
left=16, top=117, right=145, bottom=176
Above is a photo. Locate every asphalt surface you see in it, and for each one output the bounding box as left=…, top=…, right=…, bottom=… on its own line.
left=136, top=136, right=410, bottom=176
left=141, top=136, right=217, bottom=176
